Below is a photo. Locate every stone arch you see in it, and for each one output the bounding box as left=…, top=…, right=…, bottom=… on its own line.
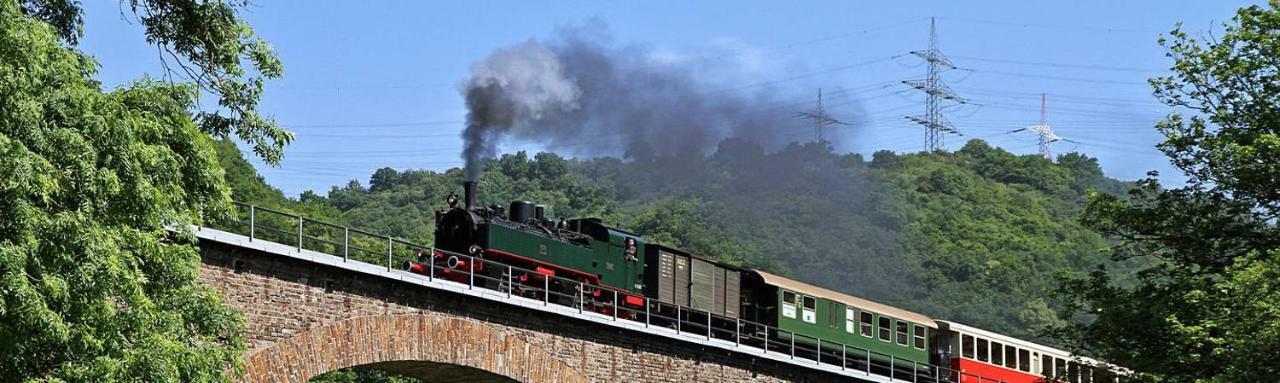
left=237, top=314, right=588, bottom=383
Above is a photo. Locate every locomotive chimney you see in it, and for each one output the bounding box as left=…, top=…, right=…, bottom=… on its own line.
left=463, top=181, right=477, bottom=211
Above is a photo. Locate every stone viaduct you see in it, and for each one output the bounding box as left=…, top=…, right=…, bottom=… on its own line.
left=193, top=219, right=904, bottom=383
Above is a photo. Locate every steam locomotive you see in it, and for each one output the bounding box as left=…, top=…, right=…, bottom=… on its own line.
left=403, top=181, right=1127, bottom=383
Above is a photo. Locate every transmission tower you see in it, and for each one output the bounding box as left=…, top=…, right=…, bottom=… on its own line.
left=903, top=17, right=968, bottom=151
left=795, top=88, right=848, bottom=142
left=1011, top=93, right=1074, bottom=160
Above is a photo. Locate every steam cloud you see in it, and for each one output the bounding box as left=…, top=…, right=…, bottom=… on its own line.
left=460, top=26, right=847, bottom=180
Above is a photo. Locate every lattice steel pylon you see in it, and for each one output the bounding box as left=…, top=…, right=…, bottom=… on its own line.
left=903, top=17, right=968, bottom=152
left=1012, top=93, right=1074, bottom=160
left=795, top=88, right=848, bottom=142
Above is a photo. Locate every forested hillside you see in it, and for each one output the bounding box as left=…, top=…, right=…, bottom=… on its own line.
left=216, top=138, right=1129, bottom=340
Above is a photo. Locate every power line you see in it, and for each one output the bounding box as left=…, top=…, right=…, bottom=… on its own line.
left=936, top=16, right=1165, bottom=34
left=972, top=69, right=1150, bottom=85
left=282, top=120, right=464, bottom=129
left=690, top=18, right=929, bottom=64
left=948, top=55, right=1165, bottom=73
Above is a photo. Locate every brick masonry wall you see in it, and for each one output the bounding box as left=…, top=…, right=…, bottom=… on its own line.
left=198, top=240, right=850, bottom=383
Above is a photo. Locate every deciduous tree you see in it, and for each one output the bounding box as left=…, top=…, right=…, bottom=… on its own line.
left=1057, top=2, right=1280, bottom=382
left=1, top=0, right=286, bottom=381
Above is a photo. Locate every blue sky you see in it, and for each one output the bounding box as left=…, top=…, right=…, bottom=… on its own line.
left=78, top=1, right=1259, bottom=196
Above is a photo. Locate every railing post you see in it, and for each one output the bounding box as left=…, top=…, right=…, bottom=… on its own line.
left=866, top=349, right=872, bottom=375
left=790, top=332, right=795, bottom=359
left=734, top=318, right=740, bottom=347
left=297, top=216, right=304, bottom=252
left=913, top=361, right=919, bottom=383
left=507, top=265, right=513, bottom=298
left=764, top=327, right=769, bottom=355
left=468, top=255, right=475, bottom=289
left=342, top=227, right=349, bottom=262
left=386, top=236, right=392, bottom=272
left=842, top=345, right=847, bottom=371
left=612, top=290, right=618, bottom=321
left=706, top=313, right=712, bottom=340
left=543, top=277, right=549, bottom=306
left=644, top=301, right=650, bottom=327
left=248, top=205, right=255, bottom=241
left=891, top=355, right=896, bottom=380
left=578, top=282, right=584, bottom=313
left=817, top=338, right=822, bottom=365
left=677, top=306, right=684, bottom=333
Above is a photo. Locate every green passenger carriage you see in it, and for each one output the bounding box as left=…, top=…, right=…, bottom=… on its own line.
left=743, top=270, right=935, bottom=373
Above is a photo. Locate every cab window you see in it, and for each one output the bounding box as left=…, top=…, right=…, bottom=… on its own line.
left=878, top=317, right=891, bottom=342
left=895, top=321, right=909, bottom=346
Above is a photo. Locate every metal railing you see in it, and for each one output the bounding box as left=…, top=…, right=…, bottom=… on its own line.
left=206, top=202, right=1015, bottom=383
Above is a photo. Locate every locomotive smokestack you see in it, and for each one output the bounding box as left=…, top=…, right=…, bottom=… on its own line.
left=463, top=181, right=477, bottom=211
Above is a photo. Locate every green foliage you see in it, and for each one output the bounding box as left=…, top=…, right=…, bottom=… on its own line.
left=20, top=0, right=292, bottom=165
left=1057, top=2, right=1280, bottom=382
left=879, top=141, right=1122, bottom=337
left=0, top=1, right=244, bottom=381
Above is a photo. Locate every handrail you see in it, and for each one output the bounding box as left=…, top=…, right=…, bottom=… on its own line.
left=207, top=201, right=1035, bottom=383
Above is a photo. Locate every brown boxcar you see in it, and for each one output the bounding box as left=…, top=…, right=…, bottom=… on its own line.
left=643, top=244, right=740, bottom=318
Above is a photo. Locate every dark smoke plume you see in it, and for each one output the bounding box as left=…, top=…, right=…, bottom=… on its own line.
left=461, top=40, right=581, bottom=180
left=460, top=25, right=851, bottom=178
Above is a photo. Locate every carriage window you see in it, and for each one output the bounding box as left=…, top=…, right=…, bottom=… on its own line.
left=801, top=296, right=817, bottom=323
left=961, top=334, right=975, bottom=358
left=1068, top=362, right=1081, bottom=383
left=895, top=321, right=909, bottom=346
left=913, top=324, right=926, bottom=350
left=990, top=342, right=1004, bottom=365
left=1042, top=355, right=1052, bottom=377
left=976, top=338, right=989, bottom=362
left=1004, top=345, right=1016, bottom=368
left=1018, top=349, right=1031, bottom=372
left=1081, top=365, right=1092, bottom=383
left=781, top=291, right=797, bottom=318
left=845, top=308, right=856, bottom=333
left=860, top=312, right=873, bottom=337
left=1055, top=358, right=1067, bottom=379
left=878, top=317, right=891, bottom=342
